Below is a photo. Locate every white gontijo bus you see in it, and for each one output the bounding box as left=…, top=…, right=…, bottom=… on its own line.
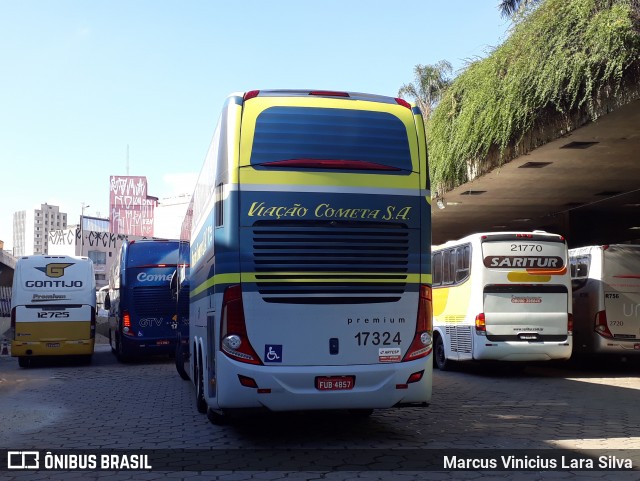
left=570, top=244, right=640, bottom=356
left=432, top=231, right=572, bottom=370
left=186, top=89, right=433, bottom=423
left=11, top=255, right=96, bottom=367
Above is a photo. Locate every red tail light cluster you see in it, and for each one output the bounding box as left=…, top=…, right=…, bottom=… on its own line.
left=475, top=313, right=486, bottom=334
left=402, top=285, right=433, bottom=361
left=221, top=285, right=262, bottom=365
left=123, top=311, right=134, bottom=336
left=594, top=310, right=613, bottom=338
left=394, top=98, right=411, bottom=109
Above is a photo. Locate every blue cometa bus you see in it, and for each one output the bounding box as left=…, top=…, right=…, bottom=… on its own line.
left=106, top=239, right=187, bottom=361
left=186, top=89, right=433, bottom=423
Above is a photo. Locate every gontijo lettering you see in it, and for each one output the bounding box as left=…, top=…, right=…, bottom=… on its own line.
left=25, top=280, right=83, bottom=288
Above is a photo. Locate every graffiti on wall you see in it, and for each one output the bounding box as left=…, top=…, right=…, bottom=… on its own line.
left=49, top=228, right=130, bottom=248
left=109, top=176, right=157, bottom=236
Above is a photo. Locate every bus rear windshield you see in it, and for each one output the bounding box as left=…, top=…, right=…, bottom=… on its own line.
left=127, top=242, right=178, bottom=268
left=250, top=106, right=413, bottom=172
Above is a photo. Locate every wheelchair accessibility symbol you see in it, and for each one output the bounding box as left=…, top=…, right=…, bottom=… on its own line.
left=264, top=344, right=282, bottom=363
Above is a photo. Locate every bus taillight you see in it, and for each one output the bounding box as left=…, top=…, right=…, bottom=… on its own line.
left=123, top=311, right=133, bottom=336
left=594, top=310, right=613, bottom=338
left=475, top=313, right=486, bottom=335
left=394, top=97, right=412, bottom=109
left=402, top=285, right=432, bottom=361
left=220, top=285, right=262, bottom=365
left=568, top=313, right=574, bottom=333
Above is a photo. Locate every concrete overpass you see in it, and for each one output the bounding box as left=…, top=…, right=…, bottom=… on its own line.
left=431, top=97, right=640, bottom=248
left=0, top=250, right=15, bottom=286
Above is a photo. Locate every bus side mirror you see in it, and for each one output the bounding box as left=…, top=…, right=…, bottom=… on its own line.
left=104, top=294, right=111, bottom=310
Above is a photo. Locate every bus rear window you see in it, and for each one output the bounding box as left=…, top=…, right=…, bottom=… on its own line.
left=127, top=242, right=179, bottom=268
left=250, top=106, right=413, bottom=172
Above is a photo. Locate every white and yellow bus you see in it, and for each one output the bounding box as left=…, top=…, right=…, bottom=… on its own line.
left=570, top=244, right=640, bottom=357
left=186, top=89, right=433, bottom=423
left=432, top=231, right=572, bottom=370
left=11, top=255, right=96, bottom=367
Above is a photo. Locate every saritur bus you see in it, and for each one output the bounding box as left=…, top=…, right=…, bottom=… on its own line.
left=181, top=89, right=433, bottom=424
left=432, top=231, right=573, bottom=370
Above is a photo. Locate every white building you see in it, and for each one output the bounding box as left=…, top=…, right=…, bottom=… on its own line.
left=13, top=203, right=68, bottom=256
left=154, top=194, right=191, bottom=240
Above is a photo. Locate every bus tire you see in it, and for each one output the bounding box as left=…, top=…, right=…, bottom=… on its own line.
left=115, top=335, right=131, bottom=363
left=175, top=334, right=190, bottom=381
left=434, top=335, right=451, bottom=371
left=18, top=356, right=31, bottom=368
left=109, top=329, right=116, bottom=353
left=206, top=407, right=228, bottom=425
left=348, top=408, right=374, bottom=418
left=195, top=355, right=207, bottom=414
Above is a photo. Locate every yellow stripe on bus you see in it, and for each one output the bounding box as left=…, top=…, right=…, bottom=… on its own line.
left=507, top=272, right=552, bottom=283
left=191, top=272, right=432, bottom=298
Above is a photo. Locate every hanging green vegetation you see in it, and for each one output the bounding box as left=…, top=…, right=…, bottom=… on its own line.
left=427, top=0, right=640, bottom=194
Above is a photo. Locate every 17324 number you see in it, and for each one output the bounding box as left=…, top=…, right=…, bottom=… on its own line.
left=354, top=331, right=401, bottom=346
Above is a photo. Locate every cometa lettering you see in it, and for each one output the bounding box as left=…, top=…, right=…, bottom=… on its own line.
left=137, top=272, right=173, bottom=282
left=25, top=280, right=82, bottom=288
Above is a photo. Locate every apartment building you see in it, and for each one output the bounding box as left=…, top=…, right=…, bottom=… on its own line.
left=13, top=204, right=68, bottom=256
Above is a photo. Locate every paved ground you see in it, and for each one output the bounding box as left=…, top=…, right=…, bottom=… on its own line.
left=0, top=317, right=639, bottom=480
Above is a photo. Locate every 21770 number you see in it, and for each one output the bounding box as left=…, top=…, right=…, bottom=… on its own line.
left=354, top=331, right=401, bottom=346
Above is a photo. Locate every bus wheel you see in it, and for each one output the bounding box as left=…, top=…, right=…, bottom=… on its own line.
left=108, top=329, right=115, bottom=353
left=18, top=356, right=31, bottom=368
left=115, top=336, right=131, bottom=363
left=195, top=358, right=207, bottom=414
left=79, top=355, right=92, bottom=365
left=206, top=407, right=228, bottom=425
left=175, top=334, right=190, bottom=381
left=434, top=335, right=450, bottom=371
left=348, top=409, right=374, bottom=418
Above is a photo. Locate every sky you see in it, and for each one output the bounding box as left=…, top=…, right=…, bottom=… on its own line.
left=0, top=0, right=512, bottom=251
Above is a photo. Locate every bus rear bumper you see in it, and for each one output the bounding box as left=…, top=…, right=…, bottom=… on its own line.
left=473, top=340, right=572, bottom=362
left=11, top=339, right=95, bottom=357
left=590, top=335, right=640, bottom=354
left=119, top=335, right=178, bottom=356
left=211, top=355, right=433, bottom=412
